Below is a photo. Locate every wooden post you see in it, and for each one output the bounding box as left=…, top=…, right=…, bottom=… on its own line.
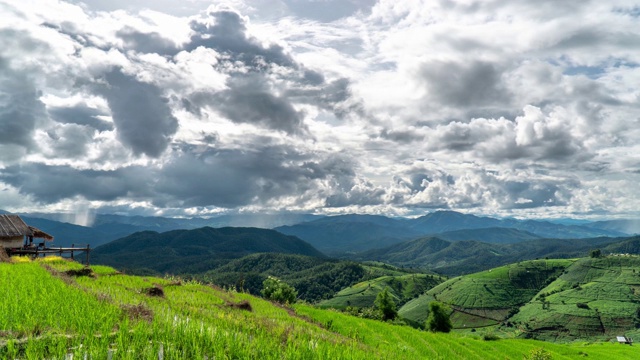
left=86, top=245, right=90, bottom=266
left=71, top=244, right=74, bottom=260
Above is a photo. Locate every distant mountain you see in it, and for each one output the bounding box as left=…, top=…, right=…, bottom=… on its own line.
left=274, top=214, right=421, bottom=253
left=20, top=216, right=132, bottom=248
left=409, top=211, right=625, bottom=239
left=276, top=211, right=625, bottom=255
left=26, top=212, right=323, bottom=232
left=585, top=219, right=640, bottom=235
left=349, top=235, right=630, bottom=276
left=91, top=227, right=324, bottom=274
left=435, top=227, right=541, bottom=244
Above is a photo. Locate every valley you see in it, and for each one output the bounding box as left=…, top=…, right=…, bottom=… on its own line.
left=3, top=209, right=640, bottom=358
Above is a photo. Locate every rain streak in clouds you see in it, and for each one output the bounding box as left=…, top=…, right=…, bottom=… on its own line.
left=0, top=0, right=639, bottom=220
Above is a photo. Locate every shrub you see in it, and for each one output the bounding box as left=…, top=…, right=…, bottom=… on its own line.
left=483, top=332, right=500, bottom=341
left=426, top=301, right=452, bottom=333
left=261, top=276, right=297, bottom=305
left=524, top=347, right=552, bottom=360
left=375, top=288, right=397, bottom=321
left=576, top=302, right=589, bottom=309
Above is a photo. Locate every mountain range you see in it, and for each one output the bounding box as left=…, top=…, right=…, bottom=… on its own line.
left=91, top=227, right=323, bottom=274
left=275, top=211, right=626, bottom=253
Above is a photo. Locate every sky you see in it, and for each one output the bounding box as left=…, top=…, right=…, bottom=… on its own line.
left=0, top=0, right=639, bottom=221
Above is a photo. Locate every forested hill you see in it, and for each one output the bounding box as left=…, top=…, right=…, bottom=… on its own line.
left=91, top=227, right=324, bottom=274
left=349, top=235, right=633, bottom=275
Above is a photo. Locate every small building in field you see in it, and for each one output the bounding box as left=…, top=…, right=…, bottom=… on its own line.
left=0, top=214, right=54, bottom=249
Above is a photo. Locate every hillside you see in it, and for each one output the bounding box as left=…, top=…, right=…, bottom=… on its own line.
left=91, top=227, right=324, bottom=274
left=399, top=259, right=573, bottom=328
left=435, top=227, right=541, bottom=244
left=1, top=257, right=638, bottom=359
left=197, top=253, right=412, bottom=302
left=351, top=235, right=629, bottom=275
left=274, top=214, right=421, bottom=253
left=509, top=256, right=640, bottom=341
left=317, top=273, right=444, bottom=309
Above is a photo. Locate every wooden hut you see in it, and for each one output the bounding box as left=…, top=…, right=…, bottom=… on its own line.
left=0, top=214, right=53, bottom=249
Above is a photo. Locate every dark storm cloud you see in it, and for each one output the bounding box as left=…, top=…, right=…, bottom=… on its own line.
left=45, top=125, right=95, bottom=158
left=187, top=75, right=308, bottom=135
left=0, top=58, right=46, bottom=150
left=377, top=128, right=424, bottom=143
left=216, top=85, right=306, bottom=135
left=420, top=60, right=511, bottom=108
left=116, top=27, right=179, bottom=55
left=155, top=146, right=351, bottom=208
left=0, top=163, right=151, bottom=203
left=48, top=104, right=114, bottom=132
left=186, top=9, right=296, bottom=68
left=94, top=68, right=179, bottom=157
left=502, top=180, right=567, bottom=209
left=0, top=142, right=360, bottom=209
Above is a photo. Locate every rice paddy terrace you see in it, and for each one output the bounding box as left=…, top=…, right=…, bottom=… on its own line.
left=1, top=256, right=639, bottom=359
left=399, top=259, right=573, bottom=329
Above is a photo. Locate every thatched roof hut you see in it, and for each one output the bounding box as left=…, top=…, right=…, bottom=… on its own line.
left=0, top=214, right=53, bottom=248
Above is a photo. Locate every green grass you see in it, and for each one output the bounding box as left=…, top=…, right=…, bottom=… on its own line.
left=317, top=273, right=443, bottom=309
left=2, top=257, right=639, bottom=359
left=399, top=259, right=574, bottom=328
left=510, top=256, right=640, bottom=341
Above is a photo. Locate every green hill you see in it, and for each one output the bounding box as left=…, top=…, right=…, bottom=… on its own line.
left=2, top=257, right=639, bottom=359
left=399, top=259, right=573, bottom=328
left=317, top=273, right=444, bottom=309
left=352, top=235, right=628, bottom=276
left=435, top=227, right=541, bottom=244
left=198, top=253, right=413, bottom=302
left=91, top=227, right=324, bottom=274
left=509, top=256, right=640, bottom=341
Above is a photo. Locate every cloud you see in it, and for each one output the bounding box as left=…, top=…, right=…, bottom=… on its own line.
left=47, top=103, right=114, bottom=132
left=0, top=163, right=152, bottom=203
left=419, top=60, right=511, bottom=109
left=92, top=68, right=179, bottom=157
left=116, top=27, right=179, bottom=55
left=0, top=57, right=47, bottom=154
left=0, top=0, right=639, bottom=219
left=186, top=8, right=296, bottom=68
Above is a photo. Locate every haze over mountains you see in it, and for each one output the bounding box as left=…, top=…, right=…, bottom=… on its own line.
left=275, top=211, right=627, bottom=253
left=3, top=209, right=634, bottom=252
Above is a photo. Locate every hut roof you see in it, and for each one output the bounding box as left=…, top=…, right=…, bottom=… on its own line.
left=0, top=214, right=30, bottom=238
left=0, top=214, right=54, bottom=241
left=29, top=226, right=54, bottom=240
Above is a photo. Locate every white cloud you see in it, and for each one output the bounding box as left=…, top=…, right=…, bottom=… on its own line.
left=0, top=0, right=638, bottom=220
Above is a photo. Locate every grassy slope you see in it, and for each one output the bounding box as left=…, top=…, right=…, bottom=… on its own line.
left=198, top=253, right=414, bottom=302
left=510, top=256, right=640, bottom=341
left=399, top=259, right=574, bottom=328
left=2, top=258, right=637, bottom=359
left=317, top=273, right=444, bottom=309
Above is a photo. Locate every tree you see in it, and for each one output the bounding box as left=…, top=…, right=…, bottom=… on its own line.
left=375, top=288, right=397, bottom=321
left=426, top=301, right=452, bottom=333
left=590, top=249, right=602, bottom=258
left=261, top=276, right=297, bottom=305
